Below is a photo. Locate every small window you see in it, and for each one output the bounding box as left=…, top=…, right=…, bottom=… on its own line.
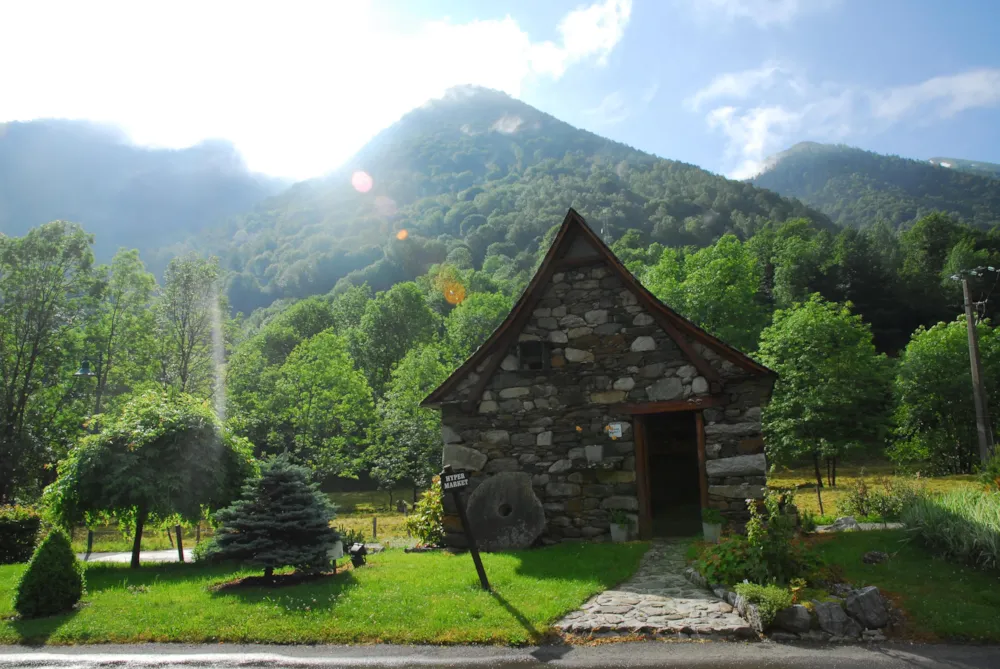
left=517, top=341, right=549, bottom=371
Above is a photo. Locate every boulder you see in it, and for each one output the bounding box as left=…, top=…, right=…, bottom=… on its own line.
left=465, top=472, right=546, bottom=552
left=814, top=601, right=862, bottom=638
left=705, top=453, right=767, bottom=477
left=773, top=605, right=811, bottom=634
left=442, top=443, right=487, bottom=471
left=845, top=586, right=888, bottom=629
left=863, top=551, right=889, bottom=565
left=691, top=376, right=709, bottom=394
left=832, top=516, right=861, bottom=532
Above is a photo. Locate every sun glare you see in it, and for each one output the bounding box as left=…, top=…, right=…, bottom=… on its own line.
left=351, top=171, right=374, bottom=193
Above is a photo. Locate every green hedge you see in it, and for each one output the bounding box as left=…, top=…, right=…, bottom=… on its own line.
left=0, top=505, right=41, bottom=564
left=902, top=490, right=1000, bottom=571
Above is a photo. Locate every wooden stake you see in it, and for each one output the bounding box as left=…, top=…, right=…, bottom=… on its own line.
left=964, top=279, right=995, bottom=464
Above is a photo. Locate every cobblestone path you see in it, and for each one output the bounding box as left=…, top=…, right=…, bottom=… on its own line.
left=555, top=540, right=754, bottom=639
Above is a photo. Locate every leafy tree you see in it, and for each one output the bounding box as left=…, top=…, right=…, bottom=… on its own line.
left=85, top=249, right=158, bottom=415
left=645, top=236, right=769, bottom=351
left=352, top=282, right=439, bottom=397
left=260, top=331, right=375, bottom=478
left=44, top=391, right=256, bottom=568
left=758, top=295, right=893, bottom=488
left=444, top=292, right=512, bottom=359
left=368, top=345, right=451, bottom=502
left=156, top=254, right=223, bottom=397
left=891, top=319, right=1000, bottom=474
left=0, top=221, right=95, bottom=503
left=14, top=529, right=85, bottom=618
left=213, top=454, right=339, bottom=579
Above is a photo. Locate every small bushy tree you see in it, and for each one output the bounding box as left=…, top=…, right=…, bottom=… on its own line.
left=44, top=391, right=257, bottom=568
left=405, top=479, right=445, bottom=547
left=213, top=455, right=339, bottom=579
left=14, top=529, right=85, bottom=618
left=759, top=295, right=893, bottom=488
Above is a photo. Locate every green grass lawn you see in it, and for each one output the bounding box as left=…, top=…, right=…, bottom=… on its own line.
left=0, top=542, right=648, bottom=645
left=812, top=529, right=1000, bottom=642
left=769, top=462, right=977, bottom=517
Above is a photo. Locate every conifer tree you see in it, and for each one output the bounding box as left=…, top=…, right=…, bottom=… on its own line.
left=213, top=454, right=339, bottom=578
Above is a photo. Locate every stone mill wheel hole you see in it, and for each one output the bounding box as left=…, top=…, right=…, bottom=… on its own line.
left=498, top=503, right=513, bottom=517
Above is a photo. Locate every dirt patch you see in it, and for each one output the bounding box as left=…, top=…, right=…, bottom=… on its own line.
left=209, top=569, right=348, bottom=592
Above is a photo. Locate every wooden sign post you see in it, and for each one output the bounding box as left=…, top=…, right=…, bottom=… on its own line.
left=441, top=465, right=490, bottom=591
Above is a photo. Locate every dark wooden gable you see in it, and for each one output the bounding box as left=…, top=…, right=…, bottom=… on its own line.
left=422, top=209, right=774, bottom=408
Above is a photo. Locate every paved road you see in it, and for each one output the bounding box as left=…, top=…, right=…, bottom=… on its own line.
left=2, top=643, right=999, bottom=668
left=76, top=550, right=193, bottom=563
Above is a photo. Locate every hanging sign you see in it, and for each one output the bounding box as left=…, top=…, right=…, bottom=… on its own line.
left=442, top=470, right=470, bottom=491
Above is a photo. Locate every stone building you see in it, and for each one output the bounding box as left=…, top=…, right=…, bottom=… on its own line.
left=421, top=209, right=775, bottom=549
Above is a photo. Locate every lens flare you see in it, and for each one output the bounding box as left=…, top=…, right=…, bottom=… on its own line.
left=396, top=229, right=409, bottom=240
left=351, top=170, right=373, bottom=193
left=442, top=280, right=466, bottom=305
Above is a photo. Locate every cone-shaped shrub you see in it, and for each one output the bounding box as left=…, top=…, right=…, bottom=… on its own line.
left=213, top=454, right=339, bottom=578
left=14, top=529, right=85, bottom=618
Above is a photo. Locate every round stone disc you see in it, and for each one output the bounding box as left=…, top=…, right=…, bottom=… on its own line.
left=464, top=472, right=545, bottom=552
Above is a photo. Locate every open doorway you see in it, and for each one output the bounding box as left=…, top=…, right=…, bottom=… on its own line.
left=644, top=412, right=702, bottom=536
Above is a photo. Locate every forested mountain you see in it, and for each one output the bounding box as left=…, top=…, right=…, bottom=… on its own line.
left=928, top=157, right=1000, bottom=180
left=0, top=119, right=284, bottom=267
left=198, top=86, right=831, bottom=314
left=753, top=142, right=1000, bottom=230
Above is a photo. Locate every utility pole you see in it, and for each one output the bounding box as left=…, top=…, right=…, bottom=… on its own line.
left=963, top=278, right=995, bottom=463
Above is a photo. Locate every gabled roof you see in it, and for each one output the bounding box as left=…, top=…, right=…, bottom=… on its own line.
left=422, top=208, right=774, bottom=407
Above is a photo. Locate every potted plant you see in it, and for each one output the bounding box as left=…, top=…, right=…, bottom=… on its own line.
left=609, top=509, right=633, bottom=543
left=702, top=507, right=724, bottom=543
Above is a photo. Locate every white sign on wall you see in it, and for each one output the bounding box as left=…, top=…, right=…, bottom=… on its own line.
left=606, top=423, right=623, bottom=439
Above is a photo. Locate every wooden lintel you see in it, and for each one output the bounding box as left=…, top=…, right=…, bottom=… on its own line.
left=551, top=256, right=607, bottom=271
left=647, top=310, right=722, bottom=384
left=610, top=396, right=724, bottom=415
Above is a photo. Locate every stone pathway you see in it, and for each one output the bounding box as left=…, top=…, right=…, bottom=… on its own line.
left=555, top=540, right=754, bottom=639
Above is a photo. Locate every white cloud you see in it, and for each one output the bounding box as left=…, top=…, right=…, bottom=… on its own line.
left=0, top=0, right=632, bottom=179
left=682, top=0, right=838, bottom=27
left=686, top=63, right=783, bottom=111
left=692, top=64, right=1000, bottom=178
left=871, top=69, right=1000, bottom=121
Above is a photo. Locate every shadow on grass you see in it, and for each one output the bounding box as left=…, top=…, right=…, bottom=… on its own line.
left=81, top=560, right=240, bottom=594
left=490, top=590, right=543, bottom=641
left=210, top=569, right=359, bottom=613
left=10, top=608, right=80, bottom=646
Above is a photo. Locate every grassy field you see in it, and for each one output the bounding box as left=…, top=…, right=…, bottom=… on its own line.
left=812, top=529, right=1000, bottom=642
left=769, top=462, right=978, bottom=517
left=327, top=488, right=417, bottom=512
left=0, top=542, right=648, bottom=645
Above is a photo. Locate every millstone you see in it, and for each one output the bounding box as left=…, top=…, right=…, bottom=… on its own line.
left=464, top=472, right=545, bottom=551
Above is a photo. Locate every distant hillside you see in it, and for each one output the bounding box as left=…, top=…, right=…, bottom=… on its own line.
left=753, top=142, right=1000, bottom=230
left=0, top=119, right=284, bottom=266
left=928, top=157, right=1000, bottom=180
left=202, top=86, right=832, bottom=314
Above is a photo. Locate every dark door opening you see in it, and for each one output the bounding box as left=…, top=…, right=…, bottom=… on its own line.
left=645, top=412, right=701, bottom=536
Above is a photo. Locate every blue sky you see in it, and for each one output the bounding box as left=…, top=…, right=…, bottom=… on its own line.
left=3, top=0, right=998, bottom=179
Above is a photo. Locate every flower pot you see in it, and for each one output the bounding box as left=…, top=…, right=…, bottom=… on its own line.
left=610, top=522, right=629, bottom=543
left=702, top=522, right=722, bottom=543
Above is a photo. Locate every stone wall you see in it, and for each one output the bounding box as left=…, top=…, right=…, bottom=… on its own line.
left=437, top=262, right=772, bottom=546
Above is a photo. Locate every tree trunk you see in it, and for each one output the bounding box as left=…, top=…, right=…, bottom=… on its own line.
left=813, top=453, right=824, bottom=489
left=832, top=457, right=837, bottom=487
left=130, top=507, right=148, bottom=569
left=413, top=486, right=418, bottom=504
left=264, top=566, right=274, bottom=580
left=388, top=489, right=393, bottom=509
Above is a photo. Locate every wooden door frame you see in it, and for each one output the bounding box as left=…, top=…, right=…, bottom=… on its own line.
left=633, top=409, right=708, bottom=540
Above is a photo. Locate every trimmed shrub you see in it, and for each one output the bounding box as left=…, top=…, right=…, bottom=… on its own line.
left=733, top=582, right=794, bottom=628
left=0, top=505, right=41, bottom=564
left=405, top=479, right=444, bottom=547
left=902, top=490, right=1000, bottom=571
left=14, top=529, right=85, bottom=618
